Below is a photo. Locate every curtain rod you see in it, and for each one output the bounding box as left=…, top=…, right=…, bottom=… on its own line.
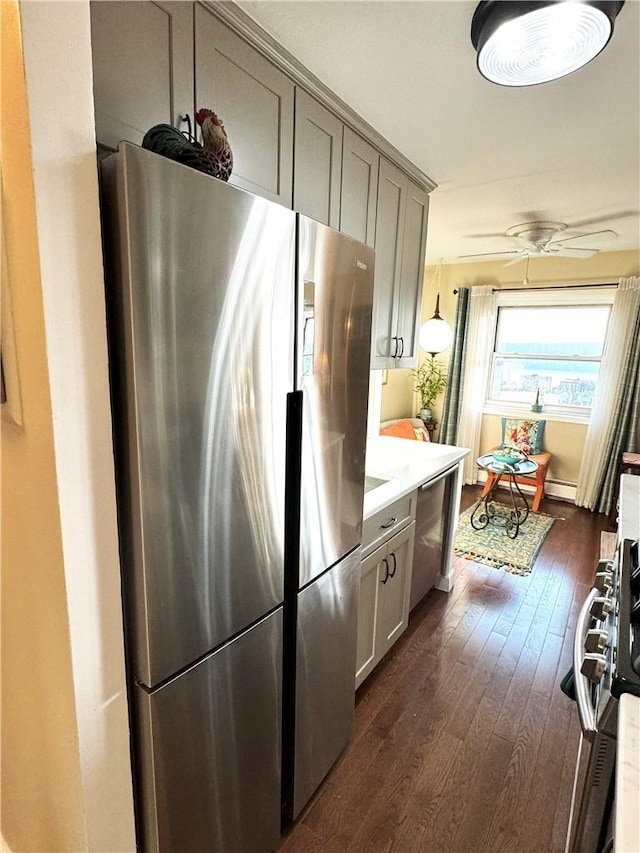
left=453, top=282, right=616, bottom=294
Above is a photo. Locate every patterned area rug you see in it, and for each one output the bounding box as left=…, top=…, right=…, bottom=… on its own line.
left=454, top=503, right=557, bottom=575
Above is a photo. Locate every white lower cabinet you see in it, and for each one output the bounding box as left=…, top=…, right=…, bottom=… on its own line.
left=356, top=520, right=416, bottom=688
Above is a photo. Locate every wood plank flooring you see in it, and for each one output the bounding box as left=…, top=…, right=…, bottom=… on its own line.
left=279, top=488, right=613, bottom=853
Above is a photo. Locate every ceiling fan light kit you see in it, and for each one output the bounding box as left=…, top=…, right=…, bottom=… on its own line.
left=471, top=0, right=625, bottom=87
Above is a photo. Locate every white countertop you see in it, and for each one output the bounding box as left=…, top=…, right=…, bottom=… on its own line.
left=615, top=693, right=640, bottom=853
left=619, top=474, right=640, bottom=544
left=364, top=436, right=470, bottom=518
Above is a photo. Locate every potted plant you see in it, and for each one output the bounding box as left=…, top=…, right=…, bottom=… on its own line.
left=411, top=356, right=448, bottom=421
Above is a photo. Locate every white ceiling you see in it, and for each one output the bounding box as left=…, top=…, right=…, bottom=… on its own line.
left=240, top=0, right=640, bottom=265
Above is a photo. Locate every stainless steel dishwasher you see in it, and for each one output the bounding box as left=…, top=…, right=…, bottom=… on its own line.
left=410, top=464, right=458, bottom=610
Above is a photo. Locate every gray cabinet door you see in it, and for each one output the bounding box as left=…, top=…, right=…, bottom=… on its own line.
left=195, top=3, right=294, bottom=207
left=355, top=544, right=383, bottom=688
left=90, top=1, right=194, bottom=150
left=371, top=157, right=405, bottom=368
left=371, top=158, right=429, bottom=369
left=395, top=180, right=429, bottom=367
left=376, top=522, right=414, bottom=657
left=340, top=127, right=379, bottom=248
left=294, top=90, right=343, bottom=228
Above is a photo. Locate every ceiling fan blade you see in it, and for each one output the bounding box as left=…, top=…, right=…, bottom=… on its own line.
left=567, top=212, right=637, bottom=229
left=458, top=250, right=521, bottom=259
left=547, top=229, right=618, bottom=248
left=549, top=247, right=598, bottom=259
left=504, top=254, right=530, bottom=266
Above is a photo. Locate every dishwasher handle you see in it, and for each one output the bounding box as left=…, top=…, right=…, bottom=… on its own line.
left=419, top=464, right=458, bottom=492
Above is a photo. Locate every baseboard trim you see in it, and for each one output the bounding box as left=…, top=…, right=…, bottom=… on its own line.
left=475, top=470, right=577, bottom=503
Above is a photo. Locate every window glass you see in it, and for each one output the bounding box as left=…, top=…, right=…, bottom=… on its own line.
left=489, top=304, right=610, bottom=410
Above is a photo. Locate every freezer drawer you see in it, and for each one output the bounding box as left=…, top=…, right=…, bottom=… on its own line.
left=134, top=609, right=282, bottom=853
left=287, top=549, right=360, bottom=820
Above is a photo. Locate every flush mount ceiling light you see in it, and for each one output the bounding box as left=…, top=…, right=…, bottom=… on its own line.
left=471, top=1, right=625, bottom=87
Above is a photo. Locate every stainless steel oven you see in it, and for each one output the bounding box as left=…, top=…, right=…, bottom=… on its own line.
left=566, top=477, right=640, bottom=853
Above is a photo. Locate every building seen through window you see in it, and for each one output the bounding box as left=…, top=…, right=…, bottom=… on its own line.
left=488, top=304, right=611, bottom=411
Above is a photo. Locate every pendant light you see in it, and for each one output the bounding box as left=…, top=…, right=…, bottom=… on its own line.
left=419, top=294, right=453, bottom=356
left=419, top=264, right=453, bottom=356
left=471, top=1, right=625, bottom=87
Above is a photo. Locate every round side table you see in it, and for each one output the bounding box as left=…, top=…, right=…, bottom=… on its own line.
left=471, top=454, right=538, bottom=539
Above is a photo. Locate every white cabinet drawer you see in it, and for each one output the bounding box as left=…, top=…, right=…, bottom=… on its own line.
left=362, top=492, right=416, bottom=557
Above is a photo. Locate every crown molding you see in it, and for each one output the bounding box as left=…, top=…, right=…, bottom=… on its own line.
left=201, top=1, right=437, bottom=193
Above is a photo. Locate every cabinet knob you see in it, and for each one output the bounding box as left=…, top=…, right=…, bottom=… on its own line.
left=584, top=628, right=608, bottom=654
left=580, top=653, right=607, bottom=684
left=593, top=572, right=613, bottom=594
left=589, top=596, right=613, bottom=621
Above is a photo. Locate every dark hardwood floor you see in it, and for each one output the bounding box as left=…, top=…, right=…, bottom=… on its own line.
left=279, top=487, right=613, bottom=853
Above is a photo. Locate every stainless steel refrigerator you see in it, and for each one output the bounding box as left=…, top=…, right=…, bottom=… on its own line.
left=100, top=143, right=373, bottom=852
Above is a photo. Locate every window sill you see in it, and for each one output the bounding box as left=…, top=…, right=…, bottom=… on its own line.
left=482, top=402, right=590, bottom=426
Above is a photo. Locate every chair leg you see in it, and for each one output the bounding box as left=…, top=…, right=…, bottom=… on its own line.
left=531, top=470, right=546, bottom=512
left=482, top=472, right=497, bottom=498
left=532, top=484, right=543, bottom=512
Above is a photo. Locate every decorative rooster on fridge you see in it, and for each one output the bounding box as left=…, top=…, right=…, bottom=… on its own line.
left=142, top=108, right=233, bottom=182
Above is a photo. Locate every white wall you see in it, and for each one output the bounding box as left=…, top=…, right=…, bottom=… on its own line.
left=20, top=2, right=136, bottom=849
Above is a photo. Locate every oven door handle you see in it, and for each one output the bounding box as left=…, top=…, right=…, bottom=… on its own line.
left=573, top=587, right=598, bottom=742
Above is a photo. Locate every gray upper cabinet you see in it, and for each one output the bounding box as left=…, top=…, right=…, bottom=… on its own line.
left=371, top=159, right=428, bottom=369
left=90, top=1, right=194, bottom=150
left=394, top=180, right=429, bottom=367
left=293, top=90, right=343, bottom=228
left=195, top=3, right=294, bottom=207
left=340, top=128, right=379, bottom=248
left=90, top=1, right=430, bottom=371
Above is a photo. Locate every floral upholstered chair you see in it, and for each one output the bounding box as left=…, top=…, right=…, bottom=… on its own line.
left=481, top=418, right=552, bottom=512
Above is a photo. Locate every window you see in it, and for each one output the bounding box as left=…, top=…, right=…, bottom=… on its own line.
left=486, top=289, right=614, bottom=417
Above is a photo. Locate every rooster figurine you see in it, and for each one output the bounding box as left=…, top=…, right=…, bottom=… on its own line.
left=142, top=108, right=233, bottom=182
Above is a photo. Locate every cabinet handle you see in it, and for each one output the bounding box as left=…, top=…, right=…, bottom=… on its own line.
left=388, top=552, right=397, bottom=578
left=391, top=336, right=399, bottom=358
left=380, top=516, right=397, bottom=530
left=381, top=557, right=390, bottom=584
left=398, top=336, right=405, bottom=358
left=180, top=113, right=193, bottom=141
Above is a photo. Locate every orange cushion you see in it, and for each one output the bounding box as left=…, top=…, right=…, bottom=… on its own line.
left=380, top=419, right=424, bottom=441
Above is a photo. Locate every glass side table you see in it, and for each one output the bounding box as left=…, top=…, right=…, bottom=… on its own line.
left=471, top=453, right=538, bottom=539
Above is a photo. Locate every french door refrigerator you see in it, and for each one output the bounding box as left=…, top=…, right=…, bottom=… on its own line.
left=100, top=143, right=373, bottom=852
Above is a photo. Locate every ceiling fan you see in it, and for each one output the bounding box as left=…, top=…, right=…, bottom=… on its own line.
left=459, top=221, right=618, bottom=263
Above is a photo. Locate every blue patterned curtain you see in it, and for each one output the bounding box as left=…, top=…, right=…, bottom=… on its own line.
left=595, top=305, right=640, bottom=514
left=440, top=288, right=470, bottom=445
